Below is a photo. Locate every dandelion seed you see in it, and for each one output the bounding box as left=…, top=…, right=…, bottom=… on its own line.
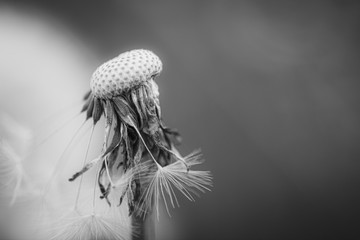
left=47, top=211, right=131, bottom=240
left=136, top=150, right=212, bottom=219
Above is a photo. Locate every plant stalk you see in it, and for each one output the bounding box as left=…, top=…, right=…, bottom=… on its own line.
left=131, top=210, right=155, bottom=240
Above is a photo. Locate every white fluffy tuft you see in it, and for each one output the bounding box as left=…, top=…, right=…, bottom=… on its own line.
left=46, top=209, right=131, bottom=240
left=137, top=150, right=212, bottom=219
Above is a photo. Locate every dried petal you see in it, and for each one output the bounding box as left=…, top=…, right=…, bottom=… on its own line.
left=92, top=97, right=104, bottom=125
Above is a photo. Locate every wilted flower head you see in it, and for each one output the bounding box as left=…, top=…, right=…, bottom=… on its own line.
left=67, top=49, right=212, bottom=220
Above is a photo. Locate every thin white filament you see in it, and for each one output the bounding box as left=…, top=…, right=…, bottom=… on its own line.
left=42, top=120, right=89, bottom=199
left=74, top=125, right=95, bottom=211
left=26, top=111, right=84, bottom=161
left=103, top=116, right=114, bottom=187
left=127, top=116, right=161, bottom=168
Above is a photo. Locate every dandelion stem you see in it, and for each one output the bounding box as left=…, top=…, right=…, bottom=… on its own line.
left=132, top=210, right=155, bottom=240
left=131, top=173, right=156, bottom=240
left=124, top=116, right=158, bottom=239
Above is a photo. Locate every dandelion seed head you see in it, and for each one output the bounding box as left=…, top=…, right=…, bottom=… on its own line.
left=90, top=49, right=162, bottom=99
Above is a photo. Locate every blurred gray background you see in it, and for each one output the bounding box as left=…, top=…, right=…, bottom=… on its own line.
left=1, top=0, right=360, bottom=239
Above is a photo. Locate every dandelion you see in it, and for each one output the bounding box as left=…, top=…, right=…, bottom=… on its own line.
left=51, top=49, right=211, bottom=239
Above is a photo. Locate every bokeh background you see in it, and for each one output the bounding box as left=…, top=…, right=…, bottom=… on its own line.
left=1, top=0, right=360, bottom=239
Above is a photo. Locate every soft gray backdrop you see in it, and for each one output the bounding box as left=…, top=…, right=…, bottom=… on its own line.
left=1, top=1, right=360, bottom=239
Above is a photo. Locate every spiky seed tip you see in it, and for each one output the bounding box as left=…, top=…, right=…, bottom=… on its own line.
left=90, top=49, right=162, bottom=99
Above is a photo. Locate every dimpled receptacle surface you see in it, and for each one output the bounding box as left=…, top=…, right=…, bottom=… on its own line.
left=90, top=49, right=162, bottom=98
